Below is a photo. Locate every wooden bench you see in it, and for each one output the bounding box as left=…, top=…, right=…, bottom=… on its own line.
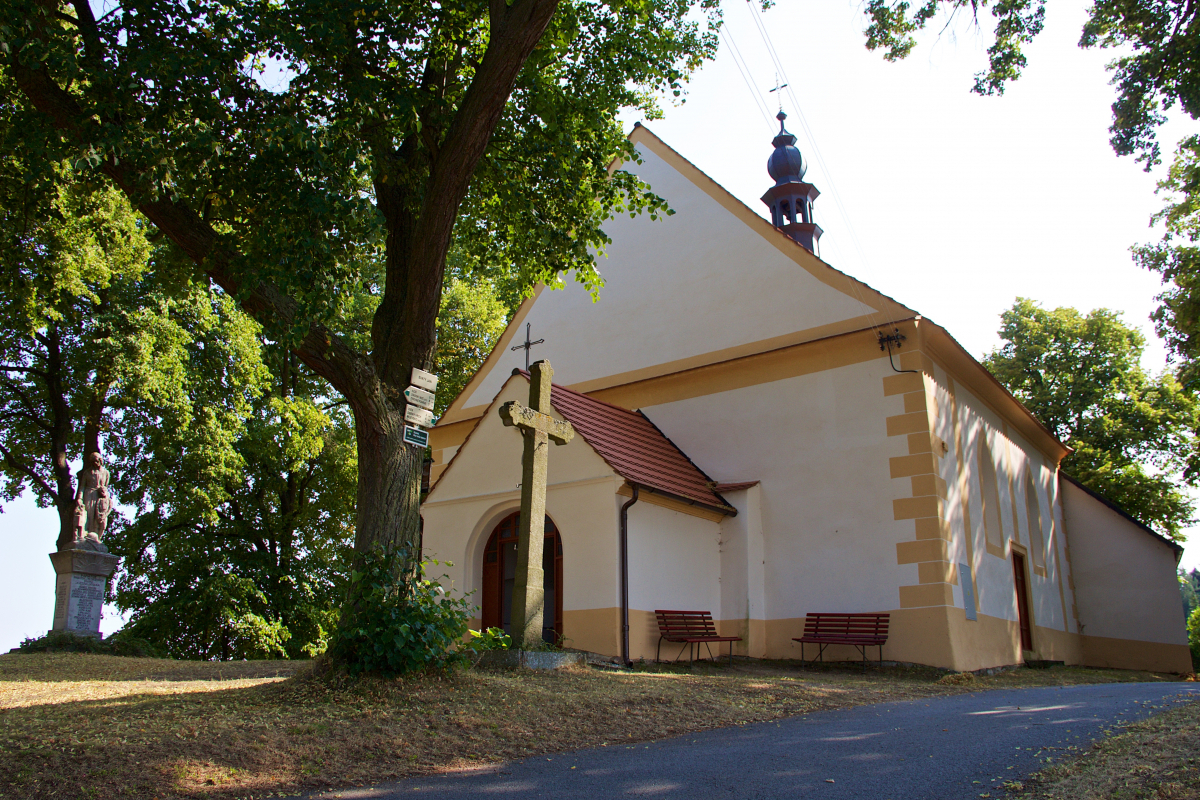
left=793, top=612, right=890, bottom=669
left=654, top=610, right=742, bottom=663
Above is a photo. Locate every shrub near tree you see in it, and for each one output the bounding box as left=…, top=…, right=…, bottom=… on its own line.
left=984, top=298, right=1199, bottom=540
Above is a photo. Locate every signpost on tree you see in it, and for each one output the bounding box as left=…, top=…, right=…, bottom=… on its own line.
left=499, top=361, right=574, bottom=649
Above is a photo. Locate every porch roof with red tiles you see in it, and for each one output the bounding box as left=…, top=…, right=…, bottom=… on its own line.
left=517, top=372, right=736, bottom=515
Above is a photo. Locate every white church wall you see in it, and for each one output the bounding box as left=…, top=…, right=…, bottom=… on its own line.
left=717, top=485, right=767, bottom=657
left=1005, top=427, right=1069, bottom=635
left=640, top=355, right=915, bottom=652
left=1062, top=479, right=1190, bottom=673
left=626, top=499, right=723, bottom=661
left=940, top=376, right=1086, bottom=666
left=427, top=376, right=615, bottom=505
left=460, top=139, right=880, bottom=413
left=926, top=366, right=975, bottom=619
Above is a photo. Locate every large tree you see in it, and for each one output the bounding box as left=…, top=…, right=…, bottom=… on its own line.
left=984, top=298, right=1199, bottom=539
left=2, top=0, right=718, bottom=577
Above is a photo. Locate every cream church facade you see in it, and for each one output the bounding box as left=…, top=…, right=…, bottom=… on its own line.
left=422, top=119, right=1191, bottom=674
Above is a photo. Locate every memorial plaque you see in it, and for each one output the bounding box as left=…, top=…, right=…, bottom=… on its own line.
left=49, top=546, right=119, bottom=638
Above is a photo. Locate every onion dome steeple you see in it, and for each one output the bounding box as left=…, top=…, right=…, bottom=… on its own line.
left=761, top=111, right=822, bottom=254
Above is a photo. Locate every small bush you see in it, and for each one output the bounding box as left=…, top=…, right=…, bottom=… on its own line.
left=467, top=627, right=512, bottom=651
left=328, top=549, right=474, bottom=677
left=18, top=630, right=166, bottom=658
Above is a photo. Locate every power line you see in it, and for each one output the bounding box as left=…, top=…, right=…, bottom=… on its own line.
left=719, top=24, right=774, bottom=131
left=740, top=0, right=885, bottom=325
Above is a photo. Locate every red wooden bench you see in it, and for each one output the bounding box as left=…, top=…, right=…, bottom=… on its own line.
left=654, top=610, right=742, bottom=663
left=793, top=612, right=890, bottom=669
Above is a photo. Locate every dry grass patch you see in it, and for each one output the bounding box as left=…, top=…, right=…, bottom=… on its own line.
left=0, top=653, right=1182, bottom=800
left=1009, top=693, right=1200, bottom=800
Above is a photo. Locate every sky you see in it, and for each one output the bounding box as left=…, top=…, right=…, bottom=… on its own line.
left=1, top=0, right=1197, bottom=652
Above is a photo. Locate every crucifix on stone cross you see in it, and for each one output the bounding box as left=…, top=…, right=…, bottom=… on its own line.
left=499, top=360, right=574, bottom=649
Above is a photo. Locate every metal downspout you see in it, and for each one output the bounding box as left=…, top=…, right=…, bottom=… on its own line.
left=619, top=485, right=640, bottom=667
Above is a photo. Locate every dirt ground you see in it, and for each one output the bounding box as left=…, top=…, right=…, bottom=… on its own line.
left=0, top=652, right=1183, bottom=800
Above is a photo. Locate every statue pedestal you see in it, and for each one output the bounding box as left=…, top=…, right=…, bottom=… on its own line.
left=49, top=547, right=119, bottom=637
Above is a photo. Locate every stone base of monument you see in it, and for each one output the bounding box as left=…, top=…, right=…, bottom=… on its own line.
left=472, top=650, right=587, bottom=670
left=49, top=546, right=120, bottom=637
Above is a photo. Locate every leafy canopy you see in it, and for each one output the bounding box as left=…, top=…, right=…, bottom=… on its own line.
left=2, top=0, right=715, bottom=339
left=111, top=345, right=358, bottom=660
left=984, top=298, right=1199, bottom=539
left=861, top=0, right=1199, bottom=167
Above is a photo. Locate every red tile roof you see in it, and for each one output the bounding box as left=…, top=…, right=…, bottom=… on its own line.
left=712, top=481, right=760, bottom=493
left=524, top=373, right=735, bottom=515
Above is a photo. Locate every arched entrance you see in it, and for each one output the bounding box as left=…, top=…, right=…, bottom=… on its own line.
left=481, top=512, right=563, bottom=644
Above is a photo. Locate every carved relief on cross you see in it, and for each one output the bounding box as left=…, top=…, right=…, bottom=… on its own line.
left=499, top=360, right=574, bottom=650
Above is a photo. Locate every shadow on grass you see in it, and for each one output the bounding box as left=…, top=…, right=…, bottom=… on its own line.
left=0, top=652, right=309, bottom=683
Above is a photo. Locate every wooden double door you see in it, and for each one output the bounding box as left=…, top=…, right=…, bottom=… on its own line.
left=481, top=512, right=563, bottom=644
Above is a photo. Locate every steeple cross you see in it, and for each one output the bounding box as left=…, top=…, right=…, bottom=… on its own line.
left=510, top=322, right=545, bottom=370
left=769, top=74, right=789, bottom=111
left=498, top=360, right=574, bottom=649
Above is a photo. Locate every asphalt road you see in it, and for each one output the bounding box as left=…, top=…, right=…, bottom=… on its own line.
left=307, top=681, right=1199, bottom=800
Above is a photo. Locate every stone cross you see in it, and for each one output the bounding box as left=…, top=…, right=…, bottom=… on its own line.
left=499, top=360, right=574, bottom=649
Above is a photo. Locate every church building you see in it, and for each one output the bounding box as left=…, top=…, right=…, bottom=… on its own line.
left=422, top=116, right=1191, bottom=674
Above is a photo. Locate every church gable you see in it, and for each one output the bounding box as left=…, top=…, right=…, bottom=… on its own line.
left=442, top=124, right=914, bottom=423
left=425, top=374, right=617, bottom=505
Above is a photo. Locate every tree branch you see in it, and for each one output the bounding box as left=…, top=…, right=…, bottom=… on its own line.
left=0, top=439, right=57, bottom=501
left=8, top=4, right=384, bottom=416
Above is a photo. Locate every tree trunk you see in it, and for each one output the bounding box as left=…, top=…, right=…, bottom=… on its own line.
left=353, top=401, right=423, bottom=560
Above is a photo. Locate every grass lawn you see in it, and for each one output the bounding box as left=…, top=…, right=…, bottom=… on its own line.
left=1008, top=692, right=1200, bottom=799
left=0, top=652, right=1182, bottom=799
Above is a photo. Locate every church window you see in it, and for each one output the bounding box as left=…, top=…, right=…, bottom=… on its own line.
left=978, top=435, right=1004, bottom=551
left=1024, top=471, right=1046, bottom=569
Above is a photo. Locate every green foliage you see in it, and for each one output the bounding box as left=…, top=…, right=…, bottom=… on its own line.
left=861, top=0, right=1198, bottom=167
left=434, top=278, right=511, bottom=417
left=1136, top=137, right=1200, bottom=382
left=117, top=571, right=295, bottom=661
left=110, top=345, right=357, bottom=661
left=0, top=0, right=720, bottom=337
left=329, top=550, right=475, bottom=677
left=863, top=0, right=1044, bottom=94
left=1181, top=568, right=1200, bottom=620
left=1188, top=606, right=1200, bottom=671
left=984, top=298, right=1199, bottom=539
left=466, top=627, right=513, bottom=652
left=18, top=630, right=166, bottom=659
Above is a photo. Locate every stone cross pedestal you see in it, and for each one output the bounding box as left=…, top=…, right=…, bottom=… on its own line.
left=499, top=360, right=574, bottom=650
left=50, top=547, right=119, bottom=637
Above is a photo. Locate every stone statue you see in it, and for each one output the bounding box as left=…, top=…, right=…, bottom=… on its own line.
left=74, top=452, right=112, bottom=547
